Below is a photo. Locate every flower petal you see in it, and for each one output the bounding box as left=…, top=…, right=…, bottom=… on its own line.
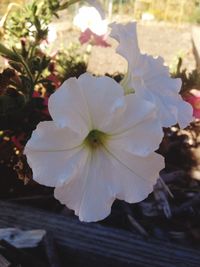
left=104, top=94, right=163, bottom=156
left=104, top=145, right=164, bottom=203
left=48, top=76, right=91, bottom=135
left=110, top=22, right=140, bottom=69
left=54, top=149, right=115, bottom=222
left=25, top=121, right=84, bottom=151
left=54, top=146, right=164, bottom=222
left=85, top=0, right=105, bottom=19
left=77, top=73, right=124, bottom=130
left=110, top=22, right=193, bottom=128
left=132, top=54, right=193, bottom=127
left=49, top=73, right=124, bottom=132
left=24, top=121, right=89, bottom=187
left=26, top=148, right=89, bottom=187
left=176, top=95, right=194, bottom=128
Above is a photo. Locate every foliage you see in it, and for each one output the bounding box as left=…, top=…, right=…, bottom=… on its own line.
left=103, top=0, right=198, bottom=23
left=190, top=4, right=200, bottom=24
left=171, top=56, right=200, bottom=95
left=56, top=43, right=87, bottom=81
left=0, top=0, right=87, bottom=186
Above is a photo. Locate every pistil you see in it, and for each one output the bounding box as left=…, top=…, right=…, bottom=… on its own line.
left=84, top=129, right=108, bottom=149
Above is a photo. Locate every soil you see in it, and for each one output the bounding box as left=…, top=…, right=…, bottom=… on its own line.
left=87, top=21, right=196, bottom=75
left=53, top=15, right=196, bottom=75
left=0, top=19, right=196, bottom=75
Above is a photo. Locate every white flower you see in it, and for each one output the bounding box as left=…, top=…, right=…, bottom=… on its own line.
left=110, top=22, right=193, bottom=128
left=85, top=0, right=105, bottom=19
left=47, top=24, right=57, bottom=43
left=24, top=73, right=164, bottom=222
left=141, top=12, right=155, bottom=21
left=73, top=6, right=108, bottom=36
left=39, top=24, right=57, bottom=52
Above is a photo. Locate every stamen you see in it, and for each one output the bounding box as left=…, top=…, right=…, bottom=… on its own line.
left=84, top=129, right=107, bottom=149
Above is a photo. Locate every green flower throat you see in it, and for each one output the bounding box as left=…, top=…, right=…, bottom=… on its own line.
left=84, top=129, right=108, bottom=149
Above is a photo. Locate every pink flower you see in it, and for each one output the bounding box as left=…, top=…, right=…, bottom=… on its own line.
left=12, top=133, right=26, bottom=150
left=79, top=28, right=110, bottom=47
left=184, top=89, right=200, bottom=119
left=73, top=6, right=110, bottom=47
left=47, top=73, right=61, bottom=89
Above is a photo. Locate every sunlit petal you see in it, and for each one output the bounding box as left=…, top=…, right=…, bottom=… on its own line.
left=48, top=77, right=91, bottom=136
left=25, top=72, right=165, bottom=222
left=78, top=73, right=124, bottom=130
left=24, top=121, right=89, bottom=187
left=110, top=22, right=193, bottom=128
left=104, top=94, right=163, bottom=156
left=104, top=145, right=164, bottom=203
left=55, top=149, right=115, bottom=222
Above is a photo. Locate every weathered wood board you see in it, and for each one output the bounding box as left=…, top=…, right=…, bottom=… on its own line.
left=0, top=201, right=199, bottom=267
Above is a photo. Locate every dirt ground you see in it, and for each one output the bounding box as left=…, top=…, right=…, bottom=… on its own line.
left=0, top=19, right=196, bottom=76
left=86, top=21, right=196, bottom=75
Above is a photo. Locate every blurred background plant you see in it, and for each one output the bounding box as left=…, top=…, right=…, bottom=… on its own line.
left=2, top=0, right=200, bottom=24
left=0, top=0, right=89, bottom=197
left=56, top=43, right=87, bottom=81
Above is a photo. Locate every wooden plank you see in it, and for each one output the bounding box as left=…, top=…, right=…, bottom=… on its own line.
left=0, top=254, right=10, bottom=267
left=0, top=239, right=46, bottom=267
left=0, top=201, right=199, bottom=267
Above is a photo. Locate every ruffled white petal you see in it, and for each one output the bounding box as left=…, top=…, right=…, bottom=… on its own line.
left=48, top=77, right=91, bottom=135
left=25, top=147, right=89, bottom=187
left=77, top=73, right=124, bottom=130
left=55, top=147, right=164, bottom=222
left=104, top=145, right=164, bottom=203
left=110, top=22, right=140, bottom=68
left=132, top=54, right=193, bottom=127
left=104, top=94, right=163, bottom=156
left=85, top=0, right=105, bottom=19
left=24, top=121, right=84, bottom=151
left=177, top=97, right=194, bottom=128
left=24, top=121, right=89, bottom=187
left=49, top=73, right=124, bottom=132
left=110, top=22, right=193, bottom=128
left=54, top=149, right=115, bottom=222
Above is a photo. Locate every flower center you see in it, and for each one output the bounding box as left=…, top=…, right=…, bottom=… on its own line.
left=84, top=129, right=107, bottom=149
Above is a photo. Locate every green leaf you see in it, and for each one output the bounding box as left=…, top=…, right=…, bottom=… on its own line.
left=0, top=43, right=19, bottom=61
left=58, top=0, right=80, bottom=10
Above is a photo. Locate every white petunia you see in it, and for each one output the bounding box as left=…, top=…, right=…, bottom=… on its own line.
left=85, top=0, right=105, bottom=19
left=47, top=24, right=57, bottom=43
left=24, top=73, right=164, bottom=222
left=110, top=22, right=193, bottom=128
left=73, top=6, right=108, bottom=36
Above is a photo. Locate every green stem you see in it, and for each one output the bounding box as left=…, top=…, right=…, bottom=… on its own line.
left=12, top=48, right=34, bottom=84
left=20, top=57, right=34, bottom=84
left=120, top=71, right=135, bottom=95
left=34, top=70, right=42, bottom=85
